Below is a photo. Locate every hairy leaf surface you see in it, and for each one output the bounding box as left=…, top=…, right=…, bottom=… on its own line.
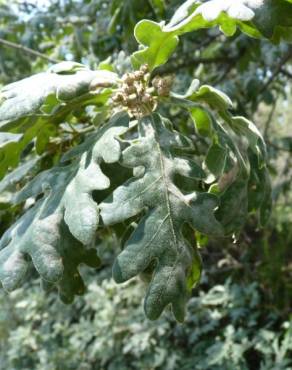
left=132, top=0, right=292, bottom=69
left=100, top=114, right=223, bottom=321
left=0, top=62, right=118, bottom=179
left=0, top=113, right=129, bottom=300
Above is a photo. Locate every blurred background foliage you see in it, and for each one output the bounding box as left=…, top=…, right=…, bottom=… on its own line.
left=0, top=0, right=291, bottom=369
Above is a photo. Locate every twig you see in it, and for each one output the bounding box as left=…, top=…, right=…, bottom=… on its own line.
left=280, top=68, right=292, bottom=79
left=0, top=37, right=60, bottom=64
left=266, top=140, right=292, bottom=153
left=259, top=48, right=292, bottom=94
left=56, top=15, right=93, bottom=25
left=213, top=62, right=233, bottom=85
left=153, top=56, right=235, bottom=76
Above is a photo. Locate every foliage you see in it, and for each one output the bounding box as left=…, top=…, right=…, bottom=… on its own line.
left=0, top=0, right=291, bottom=325
left=0, top=62, right=117, bottom=177
left=0, top=269, right=292, bottom=370
left=132, top=0, right=292, bottom=70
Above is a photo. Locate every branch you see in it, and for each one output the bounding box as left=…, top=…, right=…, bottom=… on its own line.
left=213, top=62, right=233, bottom=85
left=280, top=67, right=292, bottom=79
left=259, top=48, right=292, bottom=94
left=266, top=140, right=292, bottom=153
left=0, top=37, right=60, bottom=64
left=56, top=15, right=93, bottom=25
left=153, top=56, right=235, bottom=76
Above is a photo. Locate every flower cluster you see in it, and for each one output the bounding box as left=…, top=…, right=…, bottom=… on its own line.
left=112, top=64, right=156, bottom=117
left=152, top=75, right=174, bottom=97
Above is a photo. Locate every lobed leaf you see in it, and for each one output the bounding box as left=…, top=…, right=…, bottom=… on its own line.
left=131, top=20, right=179, bottom=70
left=132, top=0, right=292, bottom=70
left=100, top=114, right=223, bottom=321
left=0, top=112, right=129, bottom=301
left=0, top=62, right=118, bottom=179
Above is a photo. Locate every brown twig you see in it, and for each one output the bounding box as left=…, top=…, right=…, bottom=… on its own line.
left=266, top=140, right=292, bottom=153
left=280, top=67, right=292, bottom=79
left=153, top=56, right=235, bottom=76
left=0, top=37, right=60, bottom=64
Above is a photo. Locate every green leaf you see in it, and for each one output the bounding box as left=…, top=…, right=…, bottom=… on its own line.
left=149, top=0, right=165, bottom=17
left=35, top=124, right=57, bottom=154
left=0, top=62, right=117, bottom=130
left=173, top=82, right=265, bottom=172
left=259, top=169, right=272, bottom=226
left=209, top=115, right=249, bottom=175
left=0, top=199, right=100, bottom=302
left=170, top=82, right=233, bottom=124
left=0, top=62, right=118, bottom=179
left=62, top=114, right=129, bottom=245
left=14, top=112, right=129, bottom=246
left=0, top=121, right=44, bottom=180
left=251, top=0, right=292, bottom=40
left=0, top=157, right=40, bottom=194
left=231, top=116, right=267, bottom=165
left=0, top=200, right=63, bottom=292
left=48, top=61, right=88, bottom=74
left=170, top=82, right=271, bottom=233
left=132, top=0, right=292, bottom=70
left=168, top=0, right=292, bottom=40
left=54, top=221, right=101, bottom=304
left=0, top=133, right=23, bottom=177
left=216, top=178, right=248, bottom=235
left=248, top=154, right=272, bottom=226
left=191, top=86, right=266, bottom=167
left=100, top=114, right=223, bottom=321
left=167, top=0, right=200, bottom=28
left=131, top=20, right=179, bottom=70
left=186, top=249, right=202, bottom=291
left=190, top=107, right=212, bottom=136
left=0, top=112, right=129, bottom=301
left=186, top=84, right=233, bottom=112
left=205, top=142, right=227, bottom=177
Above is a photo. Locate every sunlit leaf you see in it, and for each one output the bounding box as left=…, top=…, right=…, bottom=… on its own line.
left=100, top=114, right=223, bottom=321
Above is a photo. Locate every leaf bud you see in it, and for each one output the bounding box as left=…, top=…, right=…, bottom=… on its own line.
left=140, top=64, right=149, bottom=73
left=128, top=93, right=138, bottom=102
left=146, top=87, right=155, bottom=94
left=123, top=85, right=136, bottom=95
left=112, top=92, right=124, bottom=102
left=152, top=76, right=162, bottom=88
left=142, top=94, right=152, bottom=104
left=134, top=71, right=144, bottom=80
left=122, top=73, right=135, bottom=85
left=157, top=87, right=169, bottom=96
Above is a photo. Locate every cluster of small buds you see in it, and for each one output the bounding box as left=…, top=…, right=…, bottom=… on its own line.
left=152, top=75, right=174, bottom=97
left=112, top=64, right=157, bottom=118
